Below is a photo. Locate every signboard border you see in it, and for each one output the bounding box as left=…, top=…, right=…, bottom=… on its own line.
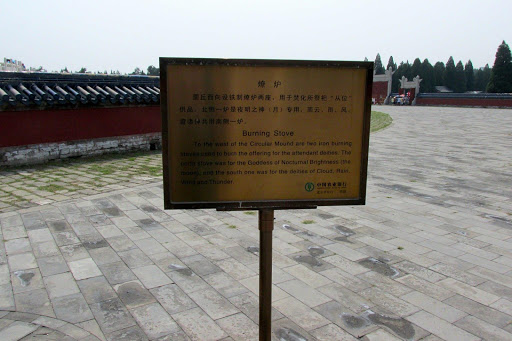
left=160, top=57, right=373, bottom=210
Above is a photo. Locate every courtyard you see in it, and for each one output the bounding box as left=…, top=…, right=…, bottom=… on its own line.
left=0, top=106, right=511, bottom=340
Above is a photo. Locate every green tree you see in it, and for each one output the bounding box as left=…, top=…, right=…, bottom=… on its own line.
left=78, top=67, right=87, bottom=73
left=410, top=58, right=422, bottom=79
left=374, top=53, right=385, bottom=74
left=475, top=64, right=491, bottom=91
left=392, top=61, right=411, bottom=92
left=443, top=57, right=456, bottom=91
left=130, top=67, right=142, bottom=75
left=464, top=60, right=474, bottom=91
left=402, top=61, right=412, bottom=80
left=60, top=66, right=69, bottom=73
left=420, top=59, right=435, bottom=92
left=387, top=56, right=397, bottom=71
left=147, top=65, right=160, bottom=76
left=487, top=40, right=512, bottom=93
left=454, top=61, right=466, bottom=92
left=433, top=62, right=445, bottom=87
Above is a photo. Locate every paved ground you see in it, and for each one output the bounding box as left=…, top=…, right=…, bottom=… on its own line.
left=0, top=151, right=163, bottom=213
left=1, top=106, right=512, bottom=340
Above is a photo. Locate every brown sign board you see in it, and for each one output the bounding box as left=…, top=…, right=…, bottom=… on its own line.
left=160, top=58, right=373, bottom=210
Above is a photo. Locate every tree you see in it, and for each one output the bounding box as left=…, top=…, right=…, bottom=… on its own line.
left=147, top=65, right=160, bottom=76
left=420, top=59, right=435, bottom=93
left=392, top=61, right=411, bottom=92
left=443, top=57, right=456, bottom=91
left=465, top=60, right=474, bottom=91
left=130, top=67, right=142, bottom=75
left=410, top=58, right=422, bottom=79
left=387, top=56, right=397, bottom=71
left=454, top=61, right=466, bottom=92
left=60, top=67, right=69, bottom=73
left=475, top=64, right=491, bottom=91
left=78, top=67, right=87, bottom=73
left=487, top=40, right=512, bottom=93
left=374, top=54, right=385, bottom=74
left=433, top=62, right=445, bottom=87
left=402, top=61, right=412, bottom=80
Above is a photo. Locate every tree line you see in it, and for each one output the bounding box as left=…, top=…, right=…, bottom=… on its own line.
left=67, top=65, right=160, bottom=76
left=373, top=40, right=512, bottom=93
left=61, top=41, right=512, bottom=94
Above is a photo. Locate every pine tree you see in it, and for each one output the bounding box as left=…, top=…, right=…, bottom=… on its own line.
left=444, top=57, right=457, bottom=91
left=374, top=53, right=385, bottom=74
left=433, top=62, right=445, bottom=87
left=487, top=40, right=512, bottom=93
left=387, top=56, right=397, bottom=71
left=475, top=64, right=492, bottom=91
left=465, top=60, right=474, bottom=91
left=410, top=58, right=422, bottom=79
left=392, top=62, right=404, bottom=92
left=402, top=61, right=412, bottom=80
left=455, top=61, right=466, bottom=92
left=392, top=61, right=411, bottom=92
left=420, top=59, right=435, bottom=92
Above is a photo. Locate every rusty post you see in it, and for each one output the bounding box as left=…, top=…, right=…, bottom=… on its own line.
left=258, top=209, right=274, bottom=341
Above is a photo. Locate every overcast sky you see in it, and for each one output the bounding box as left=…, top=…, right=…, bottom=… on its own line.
left=1, top=0, right=510, bottom=73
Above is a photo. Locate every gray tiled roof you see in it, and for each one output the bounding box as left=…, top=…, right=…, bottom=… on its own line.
left=0, top=72, right=159, bottom=109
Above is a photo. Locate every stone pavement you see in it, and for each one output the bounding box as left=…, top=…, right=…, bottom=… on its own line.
left=1, top=106, right=512, bottom=340
left=0, top=151, right=163, bottom=213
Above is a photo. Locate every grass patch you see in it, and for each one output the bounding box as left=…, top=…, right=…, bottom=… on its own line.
left=397, top=246, right=404, bottom=250
left=38, top=184, right=68, bottom=193
left=89, top=165, right=116, bottom=175
left=302, top=220, right=315, bottom=224
left=137, top=165, right=162, bottom=177
left=370, top=111, right=392, bottom=132
left=244, top=211, right=257, bottom=215
left=228, top=225, right=237, bottom=229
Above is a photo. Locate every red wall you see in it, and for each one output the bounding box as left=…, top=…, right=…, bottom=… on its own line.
left=416, top=97, right=512, bottom=108
left=372, top=82, right=388, bottom=103
left=0, top=106, right=161, bottom=148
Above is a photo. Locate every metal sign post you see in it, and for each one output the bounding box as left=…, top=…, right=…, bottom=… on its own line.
left=258, top=209, right=274, bottom=341
left=160, top=57, right=373, bottom=339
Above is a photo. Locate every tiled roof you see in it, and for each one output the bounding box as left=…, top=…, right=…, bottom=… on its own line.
left=0, top=72, right=160, bottom=110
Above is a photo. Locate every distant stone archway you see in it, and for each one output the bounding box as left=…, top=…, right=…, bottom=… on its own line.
left=372, top=67, right=394, bottom=104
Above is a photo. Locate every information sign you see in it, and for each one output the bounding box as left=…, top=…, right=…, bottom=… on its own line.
left=160, top=58, right=373, bottom=209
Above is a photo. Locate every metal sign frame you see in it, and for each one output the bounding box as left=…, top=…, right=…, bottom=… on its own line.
left=160, top=57, right=373, bottom=210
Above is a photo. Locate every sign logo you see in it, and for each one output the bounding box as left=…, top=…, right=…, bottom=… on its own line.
left=305, top=182, right=315, bottom=192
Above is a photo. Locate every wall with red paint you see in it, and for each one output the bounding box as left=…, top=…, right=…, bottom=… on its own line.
left=415, top=97, right=512, bottom=108
left=372, top=82, right=388, bottom=103
left=0, top=106, right=160, bottom=148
